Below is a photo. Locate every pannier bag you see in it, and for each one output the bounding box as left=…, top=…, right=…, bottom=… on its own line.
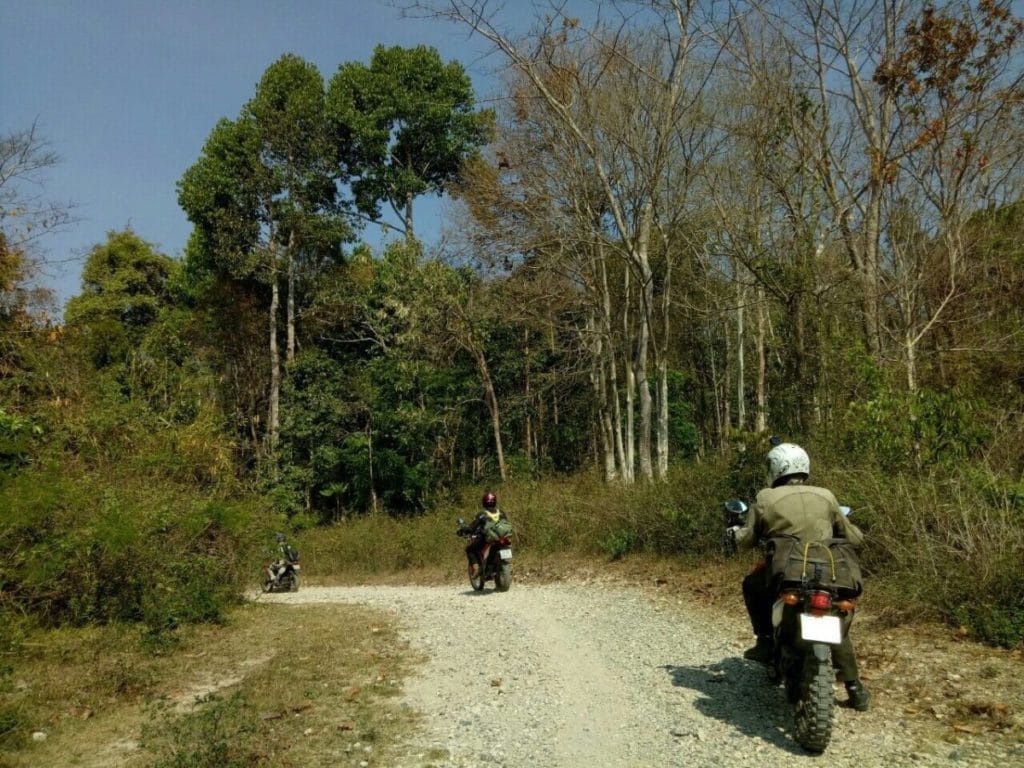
left=766, top=536, right=863, bottom=597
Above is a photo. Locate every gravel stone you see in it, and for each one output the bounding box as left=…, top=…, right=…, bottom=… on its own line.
left=262, top=583, right=1018, bottom=767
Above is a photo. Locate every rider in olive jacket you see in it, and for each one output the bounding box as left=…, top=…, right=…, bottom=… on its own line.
left=731, top=442, right=871, bottom=712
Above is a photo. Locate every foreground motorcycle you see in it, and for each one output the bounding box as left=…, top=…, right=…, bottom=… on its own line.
left=456, top=518, right=513, bottom=592
left=725, top=500, right=860, bottom=753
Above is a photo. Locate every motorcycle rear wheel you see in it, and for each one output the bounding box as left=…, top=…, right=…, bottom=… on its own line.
left=793, top=652, right=834, bottom=753
left=468, top=554, right=485, bottom=591
left=495, top=563, right=512, bottom=592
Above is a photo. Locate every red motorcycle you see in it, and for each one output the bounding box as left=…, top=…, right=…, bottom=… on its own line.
left=457, top=519, right=513, bottom=592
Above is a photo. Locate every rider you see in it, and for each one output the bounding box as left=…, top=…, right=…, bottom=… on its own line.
left=728, top=442, right=871, bottom=712
left=267, top=532, right=299, bottom=585
left=461, top=491, right=507, bottom=576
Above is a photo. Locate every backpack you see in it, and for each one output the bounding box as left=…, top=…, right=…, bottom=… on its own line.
left=483, top=516, right=513, bottom=542
left=766, top=536, right=863, bottom=597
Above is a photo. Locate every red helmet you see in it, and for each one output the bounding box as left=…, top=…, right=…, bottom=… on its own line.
left=482, top=492, right=497, bottom=509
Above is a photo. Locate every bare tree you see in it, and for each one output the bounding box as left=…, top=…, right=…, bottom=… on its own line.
left=0, top=123, right=76, bottom=314
left=874, top=0, right=1024, bottom=392
left=422, top=0, right=727, bottom=480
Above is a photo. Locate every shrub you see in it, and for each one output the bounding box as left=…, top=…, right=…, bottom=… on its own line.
left=830, top=468, right=1024, bottom=647
left=0, top=466, right=268, bottom=635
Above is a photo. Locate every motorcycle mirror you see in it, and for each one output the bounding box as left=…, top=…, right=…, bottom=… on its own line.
left=724, top=499, right=748, bottom=515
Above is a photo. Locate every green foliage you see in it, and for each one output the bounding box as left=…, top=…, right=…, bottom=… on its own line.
left=667, top=370, right=700, bottom=460
left=841, top=387, right=990, bottom=471
left=953, top=603, right=1024, bottom=651
left=0, top=406, right=41, bottom=468
left=327, top=44, right=493, bottom=232
left=64, top=230, right=179, bottom=369
left=0, top=466, right=265, bottom=634
left=599, top=530, right=638, bottom=560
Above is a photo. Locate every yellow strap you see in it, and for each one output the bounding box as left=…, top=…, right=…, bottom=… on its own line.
left=800, top=541, right=837, bottom=582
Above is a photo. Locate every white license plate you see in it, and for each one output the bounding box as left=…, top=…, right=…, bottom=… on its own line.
left=800, top=613, right=842, bottom=644
left=499, top=548, right=512, bottom=560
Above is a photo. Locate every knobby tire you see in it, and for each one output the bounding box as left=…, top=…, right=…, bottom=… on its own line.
left=496, top=563, right=512, bottom=592
left=793, top=651, right=834, bottom=753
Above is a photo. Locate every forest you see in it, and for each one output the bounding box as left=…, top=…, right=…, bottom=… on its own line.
left=2, top=0, right=1023, bottom=661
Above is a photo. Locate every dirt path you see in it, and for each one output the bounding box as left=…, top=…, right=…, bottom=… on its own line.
left=260, top=582, right=1023, bottom=767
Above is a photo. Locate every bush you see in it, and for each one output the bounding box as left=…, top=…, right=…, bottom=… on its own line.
left=0, top=466, right=268, bottom=635
left=829, top=468, right=1024, bottom=647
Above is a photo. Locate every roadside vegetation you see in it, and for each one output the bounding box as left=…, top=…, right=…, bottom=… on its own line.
left=2, top=0, right=1024, bottom=761
left=0, top=603, right=414, bottom=767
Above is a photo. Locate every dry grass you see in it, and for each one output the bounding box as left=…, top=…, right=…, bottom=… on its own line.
left=0, top=603, right=417, bottom=768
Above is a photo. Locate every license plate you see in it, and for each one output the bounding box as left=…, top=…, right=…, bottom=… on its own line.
left=499, top=548, right=512, bottom=560
left=800, top=613, right=842, bottom=644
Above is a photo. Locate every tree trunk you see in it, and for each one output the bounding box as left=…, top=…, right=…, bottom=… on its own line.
left=736, top=276, right=747, bottom=431
left=404, top=191, right=414, bottom=241
left=268, top=248, right=280, bottom=452
left=623, top=269, right=637, bottom=483
left=286, top=228, right=297, bottom=364
left=523, top=329, right=533, bottom=460
left=656, top=246, right=672, bottom=480
left=635, top=214, right=654, bottom=482
left=474, top=345, right=507, bottom=481
left=756, top=285, right=768, bottom=434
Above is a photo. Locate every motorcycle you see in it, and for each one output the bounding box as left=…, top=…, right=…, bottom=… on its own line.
left=262, top=556, right=300, bottom=593
left=456, top=518, right=513, bottom=592
left=724, top=500, right=859, bottom=754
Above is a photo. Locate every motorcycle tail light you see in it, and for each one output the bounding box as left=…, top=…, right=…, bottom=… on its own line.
left=810, top=591, right=832, bottom=614
left=781, top=592, right=800, bottom=606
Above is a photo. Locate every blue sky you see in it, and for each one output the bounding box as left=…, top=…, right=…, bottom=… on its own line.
left=1, top=0, right=511, bottom=307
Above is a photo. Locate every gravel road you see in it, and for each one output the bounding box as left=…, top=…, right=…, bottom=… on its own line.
left=262, top=581, right=1020, bottom=767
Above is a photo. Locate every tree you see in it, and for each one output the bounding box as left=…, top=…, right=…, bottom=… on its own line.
left=874, top=0, right=1024, bottom=393
left=64, top=229, right=178, bottom=368
left=428, top=1, right=726, bottom=481
left=179, top=54, right=346, bottom=453
left=0, top=122, right=75, bottom=263
left=0, top=124, right=73, bottom=372
left=327, top=44, right=492, bottom=240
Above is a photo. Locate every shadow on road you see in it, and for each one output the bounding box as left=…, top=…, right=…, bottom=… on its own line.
left=662, top=656, right=807, bottom=755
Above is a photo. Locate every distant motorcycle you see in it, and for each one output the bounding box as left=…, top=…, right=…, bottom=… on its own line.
left=457, top=518, right=513, bottom=592
left=724, top=500, right=861, bottom=753
left=262, top=535, right=301, bottom=593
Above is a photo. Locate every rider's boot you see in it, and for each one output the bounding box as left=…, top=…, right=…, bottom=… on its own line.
left=743, top=635, right=774, bottom=664
left=845, top=680, right=871, bottom=711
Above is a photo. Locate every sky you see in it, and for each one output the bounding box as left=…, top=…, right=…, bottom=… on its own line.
left=0, top=0, right=516, bottom=308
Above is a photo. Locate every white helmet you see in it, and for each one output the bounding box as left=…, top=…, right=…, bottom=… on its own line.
left=766, top=443, right=810, bottom=487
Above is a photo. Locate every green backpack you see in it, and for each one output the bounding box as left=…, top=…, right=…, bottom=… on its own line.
left=483, top=516, right=513, bottom=542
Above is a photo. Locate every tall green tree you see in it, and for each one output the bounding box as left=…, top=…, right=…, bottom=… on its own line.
left=179, top=54, right=347, bottom=453
left=327, top=44, right=492, bottom=239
